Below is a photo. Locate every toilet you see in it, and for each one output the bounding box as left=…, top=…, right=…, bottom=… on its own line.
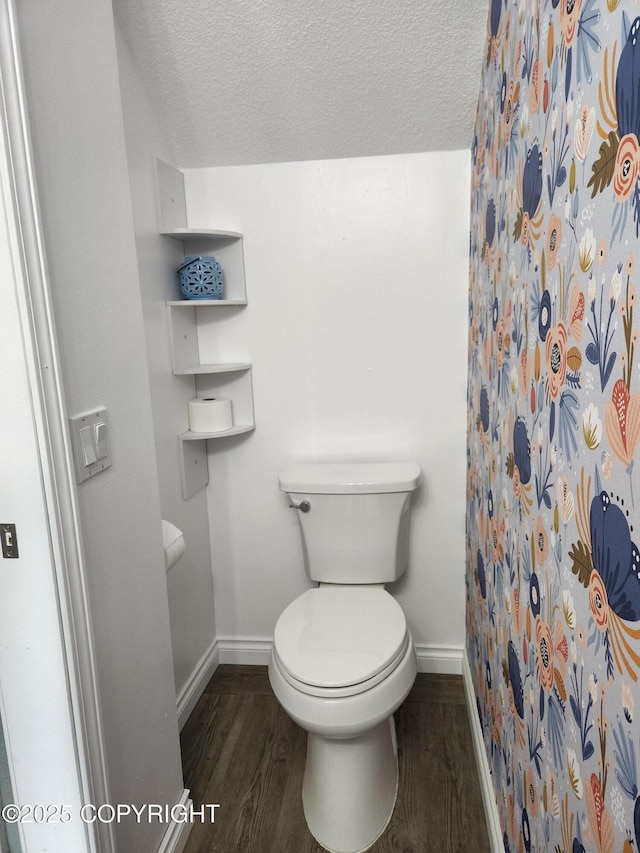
left=268, top=462, right=421, bottom=853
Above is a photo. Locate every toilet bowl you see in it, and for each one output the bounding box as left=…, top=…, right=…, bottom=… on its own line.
left=269, top=586, right=417, bottom=853
left=270, top=462, right=421, bottom=853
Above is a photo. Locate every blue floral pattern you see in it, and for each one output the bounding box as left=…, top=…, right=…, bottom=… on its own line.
left=468, top=2, right=640, bottom=850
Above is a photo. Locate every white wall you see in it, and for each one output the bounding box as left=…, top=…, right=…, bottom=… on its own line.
left=185, top=151, right=470, bottom=659
left=15, top=2, right=185, bottom=850
left=115, top=29, right=217, bottom=700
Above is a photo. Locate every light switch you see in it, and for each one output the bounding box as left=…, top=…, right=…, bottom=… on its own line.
left=80, top=425, right=97, bottom=466
left=94, top=421, right=108, bottom=460
left=69, top=407, right=112, bottom=484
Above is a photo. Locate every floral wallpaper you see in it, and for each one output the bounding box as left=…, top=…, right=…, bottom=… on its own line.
left=467, top=1, right=640, bottom=851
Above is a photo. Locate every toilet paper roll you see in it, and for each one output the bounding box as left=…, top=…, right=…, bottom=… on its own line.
left=161, top=519, right=185, bottom=571
left=188, top=396, right=233, bottom=433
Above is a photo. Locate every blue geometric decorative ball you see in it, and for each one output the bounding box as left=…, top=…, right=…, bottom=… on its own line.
left=178, top=255, right=224, bottom=300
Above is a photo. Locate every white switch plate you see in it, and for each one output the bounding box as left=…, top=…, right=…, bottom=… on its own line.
left=69, top=407, right=111, bottom=484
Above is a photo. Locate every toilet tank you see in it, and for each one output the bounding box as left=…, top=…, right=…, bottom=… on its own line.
left=279, top=462, right=421, bottom=584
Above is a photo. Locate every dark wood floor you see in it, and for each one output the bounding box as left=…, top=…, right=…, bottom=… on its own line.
left=180, top=665, right=490, bottom=853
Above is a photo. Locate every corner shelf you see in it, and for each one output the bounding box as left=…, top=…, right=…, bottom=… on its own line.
left=180, top=424, right=255, bottom=441
left=167, top=300, right=250, bottom=374
left=161, top=228, right=242, bottom=239
left=167, top=299, right=247, bottom=307
left=162, top=230, right=247, bottom=301
left=178, top=364, right=255, bottom=448
left=172, top=362, right=251, bottom=376
left=156, top=160, right=255, bottom=498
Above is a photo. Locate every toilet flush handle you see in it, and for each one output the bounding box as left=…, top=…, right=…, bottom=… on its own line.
left=289, top=499, right=311, bottom=513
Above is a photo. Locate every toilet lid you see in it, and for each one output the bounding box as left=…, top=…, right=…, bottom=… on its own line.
left=273, top=587, right=408, bottom=689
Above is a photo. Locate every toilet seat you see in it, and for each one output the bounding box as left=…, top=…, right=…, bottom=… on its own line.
left=273, top=586, right=409, bottom=698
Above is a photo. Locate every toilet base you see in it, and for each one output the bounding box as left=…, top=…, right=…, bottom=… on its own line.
left=302, top=716, right=398, bottom=853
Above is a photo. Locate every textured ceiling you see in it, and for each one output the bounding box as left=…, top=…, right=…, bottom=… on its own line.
left=113, top=0, right=489, bottom=168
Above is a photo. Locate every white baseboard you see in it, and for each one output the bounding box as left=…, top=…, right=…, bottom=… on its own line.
left=461, top=649, right=504, bottom=853
left=176, top=639, right=220, bottom=730
left=217, top=636, right=273, bottom=665
left=414, top=643, right=463, bottom=674
left=213, top=639, right=465, bottom=673
left=176, top=639, right=465, bottom=713
left=175, top=638, right=467, bottom=729
left=156, top=789, right=193, bottom=853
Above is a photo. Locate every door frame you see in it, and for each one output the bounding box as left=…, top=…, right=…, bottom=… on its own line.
left=0, top=2, right=112, bottom=850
